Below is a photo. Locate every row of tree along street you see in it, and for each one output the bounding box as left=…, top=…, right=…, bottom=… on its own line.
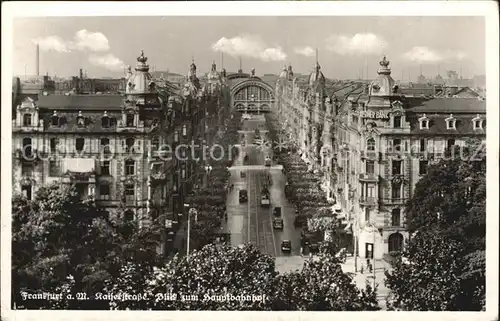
left=183, top=113, right=243, bottom=249
left=264, top=113, right=342, bottom=253
left=11, top=108, right=485, bottom=310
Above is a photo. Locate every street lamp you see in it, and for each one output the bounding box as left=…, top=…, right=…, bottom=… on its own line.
left=186, top=206, right=198, bottom=261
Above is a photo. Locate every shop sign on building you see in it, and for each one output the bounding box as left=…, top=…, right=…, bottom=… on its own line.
left=353, top=110, right=390, bottom=119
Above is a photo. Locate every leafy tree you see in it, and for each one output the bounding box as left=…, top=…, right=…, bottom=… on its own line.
left=273, top=252, right=379, bottom=310
left=110, top=243, right=277, bottom=310
left=405, top=144, right=486, bottom=246
left=387, top=142, right=486, bottom=311
left=11, top=183, right=162, bottom=309
left=385, top=232, right=484, bottom=311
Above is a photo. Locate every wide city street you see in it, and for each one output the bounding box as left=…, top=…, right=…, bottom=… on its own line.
left=226, top=115, right=301, bottom=257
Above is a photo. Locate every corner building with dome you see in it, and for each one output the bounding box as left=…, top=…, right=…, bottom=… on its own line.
left=275, top=56, right=486, bottom=260
left=332, top=56, right=485, bottom=260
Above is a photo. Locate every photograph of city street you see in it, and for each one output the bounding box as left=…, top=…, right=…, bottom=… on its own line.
left=4, top=12, right=494, bottom=313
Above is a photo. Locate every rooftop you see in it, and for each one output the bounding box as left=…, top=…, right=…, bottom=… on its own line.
left=406, top=97, right=486, bottom=113
left=36, top=94, right=124, bottom=110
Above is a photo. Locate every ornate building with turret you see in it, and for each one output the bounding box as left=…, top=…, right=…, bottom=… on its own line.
left=12, top=51, right=230, bottom=255
left=275, top=61, right=337, bottom=201
left=332, top=56, right=486, bottom=260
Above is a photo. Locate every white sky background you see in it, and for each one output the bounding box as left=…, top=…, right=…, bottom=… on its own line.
left=12, top=15, right=485, bottom=80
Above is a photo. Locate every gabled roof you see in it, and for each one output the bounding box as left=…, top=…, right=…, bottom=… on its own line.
left=36, top=94, right=124, bottom=110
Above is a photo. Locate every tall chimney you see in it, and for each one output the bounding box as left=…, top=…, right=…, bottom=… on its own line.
left=36, top=44, right=40, bottom=77
left=80, top=68, right=83, bottom=79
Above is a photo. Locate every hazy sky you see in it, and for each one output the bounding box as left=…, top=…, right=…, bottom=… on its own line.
left=12, top=16, right=485, bottom=80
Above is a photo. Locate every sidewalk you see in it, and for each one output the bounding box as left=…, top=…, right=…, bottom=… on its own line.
left=340, top=256, right=391, bottom=309
left=171, top=220, right=188, bottom=256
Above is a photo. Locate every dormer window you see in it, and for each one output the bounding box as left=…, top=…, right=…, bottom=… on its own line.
left=51, top=111, right=60, bottom=127
left=101, top=111, right=110, bottom=128
left=372, top=84, right=380, bottom=93
left=76, top=111, right=85, bottom=127
left=446, top=114, right=456, bottom=130
left=393, top=115, right=402, bottom=128
left=23, top=113, right=32, bottom=127
left=418, top=114, right=429, bottom=130
left=472, top=114, right=484, bottom=130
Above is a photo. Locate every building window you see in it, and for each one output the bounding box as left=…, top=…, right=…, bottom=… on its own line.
left=100, top=138, right=110, bottom=153
left=419, top=138, right=426, bottom=152
left=393, top=139, right=402, bottom=152
left=125, top=137, right=135, bottom=153
left=392, top=160, right=402, bottom=176
left=101, top=115, right=110, bottom=128
left=388, top=233, right=404, bottom=252
left=51, top=114, right=60, bottom=127
left=447, top=139, right=456, bottom=149
left=365, top=208, right=371, bottom=222
left=21, top=185, right=32, bottom=200
left=151, top=136, right=160, bottom=151
left=22, top=137, right=32, bottom=157
left=99, top=184, right=110, bottom=200
left=75, top=138, right=85, bottom=152
left=125, top=160, right=135, bottom=175
left=419, top=160, right=428, bottom=175
left=366, top=138, right=375, bottom=152
left=391, top=208, right=401, bottom=227
left=393, top=116, right=402, bottom=128
left=446, top=115, right=456, bottom=130
left=101, top=160, right=110, bottom=175
left=50, top=138, right=57, bottom=153
left=21, top=162, right=34, bottom=177
left=125, top=184, right=135, bottom=201
left=23, top=114, right=32, bottom=127
left=366, top=160, right=375, bottom=175
left=126, top=114, right=135, bottom=127
left=49, top=160, right=61, bottom=177
left=392, top=183, right=402, bottom=199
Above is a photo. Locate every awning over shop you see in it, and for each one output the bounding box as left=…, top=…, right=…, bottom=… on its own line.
left=63, top=158, right=95, bottom=173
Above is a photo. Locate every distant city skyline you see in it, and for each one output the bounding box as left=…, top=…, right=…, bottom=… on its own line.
left=13, top=16, right=485, bottom=80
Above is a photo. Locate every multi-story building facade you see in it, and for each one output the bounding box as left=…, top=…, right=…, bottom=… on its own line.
left=332, top=56, right=486, bottom=260
left=274, top=62, right=337, bottom=201
left=12, top=51, right=230, bottom=253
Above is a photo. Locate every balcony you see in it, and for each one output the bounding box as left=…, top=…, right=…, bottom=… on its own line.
left=360, top=151, right=378, bottom=160
left=359, top=196, right=378, bottom=206
left=380, top=197, right=408, bottom=205
left=359, top=173, right=378, bottom=182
